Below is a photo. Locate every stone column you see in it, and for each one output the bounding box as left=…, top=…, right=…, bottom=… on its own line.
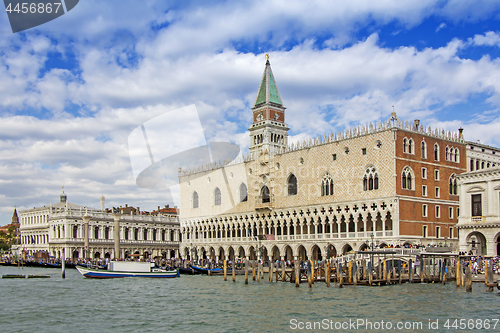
left=113, top=214, right=120, bottom=260
left=82, top=215, right=91, bottom=259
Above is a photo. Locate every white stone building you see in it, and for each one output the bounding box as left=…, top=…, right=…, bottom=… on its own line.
left=18, top=192, right=180, bottom=260
left=457, top=166, right=500, bottom=257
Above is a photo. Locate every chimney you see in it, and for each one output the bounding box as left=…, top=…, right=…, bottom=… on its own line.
left=125, top=204, right=128, bottom=208
left=458, top=127, right=464, bottom=140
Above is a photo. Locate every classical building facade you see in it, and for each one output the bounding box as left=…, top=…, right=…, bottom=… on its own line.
left=18, top=192, right=180, bottom=260
left=466, top=141, right=500, bottom=172
left=457, top=167, right=500, bottom=256
left=179, top=58, right=470, bottom=263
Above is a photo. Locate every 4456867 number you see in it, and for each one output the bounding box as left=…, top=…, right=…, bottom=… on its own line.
left=444, top=319, right=498, bottom=330
left=6, top=2, right=62, bottom=14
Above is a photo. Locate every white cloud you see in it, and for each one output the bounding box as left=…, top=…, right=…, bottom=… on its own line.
left=469, top=31, right=500, bottom=47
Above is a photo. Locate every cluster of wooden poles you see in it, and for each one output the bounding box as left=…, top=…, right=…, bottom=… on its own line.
left=220, top=257, right=497, bottom=292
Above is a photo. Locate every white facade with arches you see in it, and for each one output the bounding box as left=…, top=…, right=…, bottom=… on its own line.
left=457, top=166, right=500, bottom=257
left=19, top=193, right=180, bottom=260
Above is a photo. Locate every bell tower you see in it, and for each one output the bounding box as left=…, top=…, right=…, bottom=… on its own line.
left=249, top=54, right=289, bottom=157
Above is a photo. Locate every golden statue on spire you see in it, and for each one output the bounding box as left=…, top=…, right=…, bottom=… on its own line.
left=265, top=53, right=269, bottom=61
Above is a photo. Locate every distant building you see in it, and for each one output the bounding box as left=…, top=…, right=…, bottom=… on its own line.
left=179, top=57, right=469, bottom=263
left=18, top=192, right=180, bottom=260
left=456, top=166, right=500, bottom=256
left=465, top=141, right=500, bottom=172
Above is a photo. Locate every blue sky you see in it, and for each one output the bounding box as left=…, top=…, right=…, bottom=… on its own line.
left=1, top=0, right=500, bottom=225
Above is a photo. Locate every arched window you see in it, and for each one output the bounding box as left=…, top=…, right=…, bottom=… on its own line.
left=409, top=139, right=414, bottom=154
left=214, top=187, right=221, bottom=206
left=434, top=144, right=440, bottom=161
left=143, top=228, right=148, bottom=240
left=402, top=167, right=413, bottom=190
left=363, top=167, right=379, bottom=191
left=261, top=186, right=270, bottom=203
left=321, top=173, right=334, bottom=196
left=454, top=148, right=459, bottom=163
left=421, top=141, right=427, bottom=159
left=449, top=174, right=458, bottom=195
left=239, top=183, right=248, bottom=202
left=403, top=138, right=408, bottom=153
left=445, top=147, right=449, bottom=161
left=192, top=191, right=199, bottom=209
left=94, top=226, right=99, bottom=239
left=287, top=174, right=298, bottom=196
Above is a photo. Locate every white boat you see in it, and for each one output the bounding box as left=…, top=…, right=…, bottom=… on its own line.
left=76, top=261, right=179, bottom=278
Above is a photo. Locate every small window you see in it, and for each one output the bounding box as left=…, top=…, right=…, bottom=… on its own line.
left=436, top=226, right=441, bottom=238
left=449, top=174, right=458, bottom=195
left=449, top=207, right=453, bottom=219
left=435, top=187, right=440, bottom=198
left=332, top=154, right=337, bottom=161
left=214, top=188, right=221, bottom=206
left=422, top=185, right=427, bottom=197
left=422, top=168, right=427, bottom=179
left=362, top=148, right=367, bottom=155
left=436, top=205, right=441, bottom=218
left=423, top=204, right=428, bottom=217
left=192, top=191, right=199, bottom=209
left=449, top=227, right=453, bottom=238
left=471, top=194, right=482, bottom=216
left=423, top=225, right=428, bottom=237
left=434, top=169, right=440, bottom=181
left=434, top=144, right=440, bottom=161
left=421, top=141, right=427, bottom=159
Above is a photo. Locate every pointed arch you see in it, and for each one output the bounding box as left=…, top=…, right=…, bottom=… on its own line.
left=214, top=187, right=221, bottom=206
left=449, top=174, right=458, bottom=195
left=239, top=183, right=248, bottom=202
left=402, top=166, right=414, bottom=190
left=321, top=173, right=334, bottom=196
left=421, top=140, right=427, bottom=159
left=287, top=174, right=298, bottom=196
left=363, top=166, right=379, bottom=191
left=261, top=186, right=270, bottom=203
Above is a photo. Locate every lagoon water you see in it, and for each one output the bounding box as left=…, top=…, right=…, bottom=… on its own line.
left=1, top=266, right=499, bottom=333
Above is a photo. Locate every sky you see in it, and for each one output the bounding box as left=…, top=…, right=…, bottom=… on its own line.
left=1, top=0, right=500, bottom=225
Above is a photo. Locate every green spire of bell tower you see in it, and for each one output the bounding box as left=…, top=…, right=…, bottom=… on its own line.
left=254, top=54, right=283, bottom=107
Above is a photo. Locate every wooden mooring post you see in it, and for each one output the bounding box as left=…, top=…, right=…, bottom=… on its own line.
left=368, top=261, right=373, bottom=286
left=295, top=262, right=300, bottom=287
left=252, top=263, right=256, bottom=281
left=456, top=260, right=461, bottom=287
left=339, top=263, right=343, bottom=288
left=408, top=259, right=413, bottom=283
left=348, top=261, right=352, bottom=284
left=224, top=260, right=227, bottom=281
left=245, top=260, right=248, bottom=284
left=326, top=261, right=330, bottom=287
left=232, top=261, right=235, bottom=282
left=465, top=266, right=472, bottom=292
left=282, top=260, right=286, bottom=282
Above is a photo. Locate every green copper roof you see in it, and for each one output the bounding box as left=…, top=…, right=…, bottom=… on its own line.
left=254, top=60, right=283, bottom=107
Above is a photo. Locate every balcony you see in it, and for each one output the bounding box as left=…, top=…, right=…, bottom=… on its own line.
left=471, top=216, right=484, bottom=223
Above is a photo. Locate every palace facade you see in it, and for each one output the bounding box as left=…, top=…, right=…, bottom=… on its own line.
left=178, top=57, right=475, bottom=263
left=18, top=192, right=180, bottom=260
